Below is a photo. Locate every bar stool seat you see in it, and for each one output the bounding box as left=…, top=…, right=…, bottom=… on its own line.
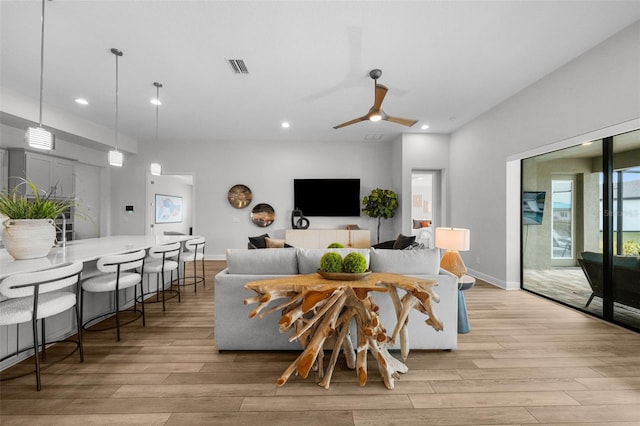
left=0, top=262, right=84, bottom=391
left=1, top=292, right=76, bottom=323
left=82, top=272, right=141, bottom=292
left=81, top=249, right=146, bottom=341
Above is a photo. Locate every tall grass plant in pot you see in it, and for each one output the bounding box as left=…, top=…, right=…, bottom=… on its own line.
left=0, top=179, right=76, bottom=259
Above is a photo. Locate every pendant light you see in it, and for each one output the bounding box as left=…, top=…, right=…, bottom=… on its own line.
left=150, top=82, right=163, bottom=176
left=108, top=48, right=124, bottom=167
left=26, top=0, right=55, bottom=150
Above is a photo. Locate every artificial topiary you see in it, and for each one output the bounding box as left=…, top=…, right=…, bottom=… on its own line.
left=327, top=242, right=345, bottom=248
left=320, top=252, right=343, bottom=273
left=342, top=252, right=367, bottom=273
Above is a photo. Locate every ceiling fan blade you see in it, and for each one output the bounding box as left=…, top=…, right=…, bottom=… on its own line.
left=373, top=84, right=388, bottom=110
left=384, top=116, right=418, bottom=127
left=333, top=116, right=367, bottom=129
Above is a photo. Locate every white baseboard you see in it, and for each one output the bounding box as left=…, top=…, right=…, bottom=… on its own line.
left=465, top=268, right=520, bottom=290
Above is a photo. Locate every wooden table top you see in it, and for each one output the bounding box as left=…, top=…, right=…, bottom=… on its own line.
left=245, top=271, right=436, bottom=294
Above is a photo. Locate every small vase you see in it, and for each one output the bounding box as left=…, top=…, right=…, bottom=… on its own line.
left=2, top=218, right=56, bottom=260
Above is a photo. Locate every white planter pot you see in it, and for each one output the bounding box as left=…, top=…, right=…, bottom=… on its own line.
left=2, top=219, right=56, bottom=260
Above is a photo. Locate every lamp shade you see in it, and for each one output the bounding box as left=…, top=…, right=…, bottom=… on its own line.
left=108, top=149, right=123, bottom=167
left=150, top=162, right=162, bottom=176
left=435, top=227, right=470, bottom=251
left=26, top=127, right=55, bottom=150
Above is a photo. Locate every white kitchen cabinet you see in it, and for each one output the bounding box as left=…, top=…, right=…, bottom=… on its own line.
left=8, top=149, right=76, bottom=197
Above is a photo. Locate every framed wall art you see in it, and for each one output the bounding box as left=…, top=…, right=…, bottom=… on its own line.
left=155, top=194, right=183, bottom=223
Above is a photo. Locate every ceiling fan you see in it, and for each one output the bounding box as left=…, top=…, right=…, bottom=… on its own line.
left=333, top=69, right=418, bottom=129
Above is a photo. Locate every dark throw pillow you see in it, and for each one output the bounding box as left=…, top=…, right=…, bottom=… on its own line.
left=372, top=240, right=395, bottom=249
left=392, top=234, right=416, bottom=250
left=248, top=233, right=270, bottom=249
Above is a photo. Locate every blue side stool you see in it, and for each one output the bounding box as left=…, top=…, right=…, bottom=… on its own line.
left=458, top=274, right=475, bottom=334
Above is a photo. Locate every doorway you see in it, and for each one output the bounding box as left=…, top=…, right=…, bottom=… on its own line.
left=146, top=173, right=195, bottom=236
left=411, top=170, right=440, bottom=248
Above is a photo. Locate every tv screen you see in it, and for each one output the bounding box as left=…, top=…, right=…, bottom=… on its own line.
left=522, top=191, right=546, bottom=225
left=294, top=179, right=360, bottom=217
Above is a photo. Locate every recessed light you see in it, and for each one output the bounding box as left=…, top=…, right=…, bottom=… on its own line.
left=421, top=124, right=429, bottom=130
left=150, top=98, right=162, bottom=106
left=75, top=98, right=88, bottom=105
left=582, top=141, right=594, bottom=146
left=281, top=121, right=290, bottom=129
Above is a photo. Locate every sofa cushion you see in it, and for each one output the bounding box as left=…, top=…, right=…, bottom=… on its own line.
left=226, top=248, right=298, bottom=275
left=581, top=251, right=640, bottom=269
left=297, top=248, right=370, bottom=274
left=370, top=247, right=440, bottom=275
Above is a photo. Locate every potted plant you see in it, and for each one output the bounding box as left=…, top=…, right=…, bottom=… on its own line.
left=361, top=188, right=399, bottom=244
left=0, top=179, right=76, bottom=259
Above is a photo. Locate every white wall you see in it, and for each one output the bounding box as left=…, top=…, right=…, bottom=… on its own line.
left=400, top=133, right=450, bottom=236
left=450, top=21, right=640, bottom=288
left=111, top=138, right=395, bottom=257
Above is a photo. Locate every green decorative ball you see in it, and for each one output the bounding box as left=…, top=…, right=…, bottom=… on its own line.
left=327, top=242, right=345, bottom=248
left=342, top=252, right=367, bottom=273
left=320, top=252, right=343, bottom=273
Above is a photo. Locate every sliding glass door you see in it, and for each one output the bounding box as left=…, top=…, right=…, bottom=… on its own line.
left=522, top=129, right=640, bottom=332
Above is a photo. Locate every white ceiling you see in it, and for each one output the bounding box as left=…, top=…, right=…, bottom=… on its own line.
left=2, top=1, right=639, bottom=146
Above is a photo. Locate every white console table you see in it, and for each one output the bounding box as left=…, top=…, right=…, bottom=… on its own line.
left=285, top=229, right=370, bottom=248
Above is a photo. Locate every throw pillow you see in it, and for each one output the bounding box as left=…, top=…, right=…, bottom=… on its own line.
left=372, top=240, right=395, bottom=249
left=420, top=221, right=431, bottom=228
left=265, top=237, right=286, bottom=248
left=248, top=233, right=269, bottom=249
left=392, top=234, right=416, bottom=250
left=412, top=219, right=422, bottom=229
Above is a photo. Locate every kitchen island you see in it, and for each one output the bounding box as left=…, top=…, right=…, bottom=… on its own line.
left=0, top=234, right=194, bottom=369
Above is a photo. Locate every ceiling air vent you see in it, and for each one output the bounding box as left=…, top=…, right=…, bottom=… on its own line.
left=364, top=133, right=384, bottom=141
left=227, top=59, right=249, bottom=74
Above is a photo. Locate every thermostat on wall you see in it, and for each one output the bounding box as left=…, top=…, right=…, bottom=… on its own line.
left=125, top=205, right=134, bottom=213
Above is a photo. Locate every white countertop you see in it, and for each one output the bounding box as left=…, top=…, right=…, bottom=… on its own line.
left=0, top=235, right=194, bottom=279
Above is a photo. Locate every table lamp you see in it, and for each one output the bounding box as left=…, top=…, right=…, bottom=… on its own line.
left=435, top=227, right=470, bottom=278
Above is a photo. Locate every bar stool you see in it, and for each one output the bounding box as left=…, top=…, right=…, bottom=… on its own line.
left=81, top=249, right=146, bottom=341
left=178, top=237, right=206, bottom=293
left=139, top=242, right=181, bottom=310
left=0, top=262, right=84, bottom=391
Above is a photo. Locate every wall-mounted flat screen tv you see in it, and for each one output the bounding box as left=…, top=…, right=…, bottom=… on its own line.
left=294, top=179, right=360, bottom=217
left=522, top=191, right=546, bottom=225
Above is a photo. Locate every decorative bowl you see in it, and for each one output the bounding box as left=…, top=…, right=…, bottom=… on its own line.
left=316, top=270, right=372, bottom=281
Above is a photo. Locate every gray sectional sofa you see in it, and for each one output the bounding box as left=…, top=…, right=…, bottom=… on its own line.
left=214, top=247, right=458, bottom=351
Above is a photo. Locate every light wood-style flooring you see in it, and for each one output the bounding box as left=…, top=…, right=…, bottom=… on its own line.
left=523, top=268, right=640, bottom=330
left=2, top=260, right=640, bottom=425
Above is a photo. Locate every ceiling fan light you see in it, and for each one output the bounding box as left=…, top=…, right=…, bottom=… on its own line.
left=26, top=127, right=55, bottom=150
left=150, top=162, right=162, bottom=176
left=108, top=149, right=124, bottom=167
left=369, top=114, right=382, bottom=122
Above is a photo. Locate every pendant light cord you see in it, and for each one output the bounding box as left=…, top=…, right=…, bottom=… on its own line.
left=110, top=48, right=123, bottom=151
left=115, top=53, right=119, bottom=151
left=38, top=0, right=46, bottom=127
left=155, top=84, right=160, bottom=141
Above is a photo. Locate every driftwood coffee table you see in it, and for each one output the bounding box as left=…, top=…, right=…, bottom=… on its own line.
left=244, top=272, right=442, bottom=389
